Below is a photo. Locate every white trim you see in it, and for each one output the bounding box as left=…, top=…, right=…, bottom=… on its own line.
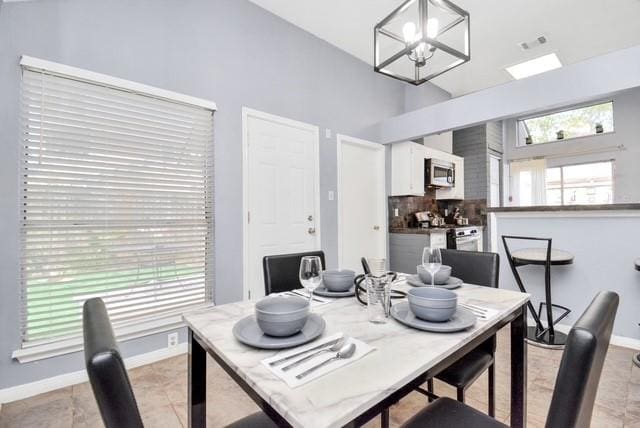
left=526, top=318, right=640, bottom=351
left=20, top=55, right=217, bottom=111
left=493, top=210, right=640, bottom=219
left=241, top=108, right=321, bottom=300
left=12, top=303, right=212, bottom=363
left=0, top=343, right=188, bottom=404
left=336, top=134, right=387, bottom=269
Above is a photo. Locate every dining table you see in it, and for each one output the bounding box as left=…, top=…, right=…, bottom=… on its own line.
left=183, top=279, right=530, bottom=428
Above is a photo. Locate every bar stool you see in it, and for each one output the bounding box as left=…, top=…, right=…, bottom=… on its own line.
left=502, top=236, right=574, bottom=349
left=634, top=258, right=640, bottom=368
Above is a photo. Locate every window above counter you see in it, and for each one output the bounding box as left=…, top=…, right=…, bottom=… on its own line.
left=517, top=101, right=614, bottom=146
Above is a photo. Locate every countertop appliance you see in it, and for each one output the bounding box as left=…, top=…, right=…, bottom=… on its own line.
left=447, top=226, right=482, bottom=251
left=425, top=158, right=455, bottom=188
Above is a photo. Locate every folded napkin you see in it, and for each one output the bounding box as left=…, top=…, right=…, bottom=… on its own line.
left=261, top=333, right=375, bottom=388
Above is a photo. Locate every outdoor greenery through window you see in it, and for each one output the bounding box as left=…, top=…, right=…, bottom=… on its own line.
left=545, top=161, right=613, bottom=205
left=519, top=101, right=614, bottom=145
left=19, top=64, right=214, bottom=346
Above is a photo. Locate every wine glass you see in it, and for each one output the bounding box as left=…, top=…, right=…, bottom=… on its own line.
left=299, top=256, right=323, bottom=306
left=422, top=247, right=442, bottom=287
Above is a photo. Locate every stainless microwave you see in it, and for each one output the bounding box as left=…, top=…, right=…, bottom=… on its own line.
left=425, top=158, right=455, bottom=188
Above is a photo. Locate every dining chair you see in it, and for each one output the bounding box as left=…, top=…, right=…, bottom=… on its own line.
left=262, top=251, right=326, bottom=295
left=83, top=298, right=277, bottom=428
left=422, top=249, right=500, bottom=416
left=401, top=290, right=619, bottom=428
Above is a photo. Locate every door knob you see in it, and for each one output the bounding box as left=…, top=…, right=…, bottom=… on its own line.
left=308, top=227, right=316, bottom=235
left=373, top=225, right=380, bottom=231
left=307, top=215, right=313, bottom=221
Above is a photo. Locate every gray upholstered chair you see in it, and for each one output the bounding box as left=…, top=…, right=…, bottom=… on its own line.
left=402, top=290, right=619, bottom=428
left=83, top=298, right=277, bottom=428
left=424, top=249, right=500, bottom=416
left=262, top=251, right=325, bottom=295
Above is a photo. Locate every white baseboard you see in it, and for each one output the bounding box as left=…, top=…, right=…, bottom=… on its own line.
left=0, top=343, right=188, bottom=404
left=526, top=318, right=640, bottom=351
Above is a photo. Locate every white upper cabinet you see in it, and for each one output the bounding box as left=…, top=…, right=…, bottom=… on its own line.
left=391, top=141, right=426, bottom=196
left=391, top=141, right=465, bottom=199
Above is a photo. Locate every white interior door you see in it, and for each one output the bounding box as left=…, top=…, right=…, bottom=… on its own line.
left=244, top=109, right=320, bottom=299
left=337, top=135, right=386, bottom=272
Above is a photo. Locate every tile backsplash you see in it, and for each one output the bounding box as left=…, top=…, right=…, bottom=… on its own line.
left=388, top=191, right=487, bottom=228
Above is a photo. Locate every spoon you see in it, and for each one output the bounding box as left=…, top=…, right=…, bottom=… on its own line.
left=282, top=337, right=347, bottom=371
left=295, top=343, right=357, bottom=380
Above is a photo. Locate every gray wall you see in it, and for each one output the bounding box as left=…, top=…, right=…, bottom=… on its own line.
left=0, top=0, right=409, bottom=389
left=503, top=87, right=640, bottom=204
left=452, top=122, right=503, bottom=201
left=493, top=212, right=640, bottom=339
left=403, top=82, right=451, bottom=113
left=452, top=125, right=489, bottom=200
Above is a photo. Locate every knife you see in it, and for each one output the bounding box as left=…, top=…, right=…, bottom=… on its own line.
left=268, top=338, right=342, bottom=366
left=288, top=290, right=327, bottom=303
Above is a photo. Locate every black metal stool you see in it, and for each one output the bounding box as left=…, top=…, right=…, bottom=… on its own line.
left=502, top=236, right=574, bottom=349
left=634, top=258, right=640, bottom=368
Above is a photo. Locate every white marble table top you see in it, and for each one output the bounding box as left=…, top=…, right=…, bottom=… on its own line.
left=183, top=282, right=529, bottom=428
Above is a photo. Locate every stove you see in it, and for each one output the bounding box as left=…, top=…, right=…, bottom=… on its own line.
left=447, top=226, right=482, bottom=251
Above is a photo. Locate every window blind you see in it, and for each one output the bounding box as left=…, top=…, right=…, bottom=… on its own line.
left=19, top=65, right=214, bottom=346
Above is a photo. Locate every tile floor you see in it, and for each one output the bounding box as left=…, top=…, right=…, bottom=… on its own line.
left=1, top=327, right=640, bottom=427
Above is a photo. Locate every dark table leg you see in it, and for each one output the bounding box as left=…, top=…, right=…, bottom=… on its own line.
left=510, top=305, right=527, bottom=428
left=189, top=329, right=206, bottom=428
left=381, top=408, right=390, bottom=428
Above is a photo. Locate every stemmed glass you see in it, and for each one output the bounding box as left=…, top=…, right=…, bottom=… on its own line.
left=422, top=247, right=442, bottom=287
left=299, top=256, right=323, bottom=307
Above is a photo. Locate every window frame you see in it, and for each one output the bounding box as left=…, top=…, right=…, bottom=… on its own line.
left=13, top=56, right=217, bottom=362
left=516, top=100, right=615, bottom=146
left=545, top=160, right=615, bottom=206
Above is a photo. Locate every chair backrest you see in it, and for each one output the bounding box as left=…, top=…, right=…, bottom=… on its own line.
left=361, top=257, right=371, bottom=275
left=546, top=291, right=619, bottom=428
left=262, top=251, right=326, bottom=295
left=440, top=249, right=499, bottom=288
left=83, top=298, right=144, bottom=428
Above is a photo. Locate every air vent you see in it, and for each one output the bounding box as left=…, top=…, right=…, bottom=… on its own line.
left=519, top=35, right=548, bottom=51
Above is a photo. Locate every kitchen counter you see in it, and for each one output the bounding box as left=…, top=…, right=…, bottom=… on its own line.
left=488, top=203, right=640, bottom=213
left=389, top=225, right=485, bottom=234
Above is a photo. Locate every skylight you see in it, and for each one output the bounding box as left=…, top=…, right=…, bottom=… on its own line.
left=506, top=53, right=562, bottom=80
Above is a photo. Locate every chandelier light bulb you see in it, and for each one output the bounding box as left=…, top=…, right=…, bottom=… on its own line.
left=402, top=21, right=418, bottom=43
left=426, top=17, right=439, bottom=38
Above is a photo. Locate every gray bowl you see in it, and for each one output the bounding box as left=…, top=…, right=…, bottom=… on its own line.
left=323, top=269, right=355, bottom=292
left=408, top=287, right=457, bottom=322
left=255, top=296, right=309, bottom=337
left=417, top=265, right=452, bottom=285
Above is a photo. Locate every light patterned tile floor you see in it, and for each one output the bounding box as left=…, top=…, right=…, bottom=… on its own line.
left=2, top=327, right=639, bottom=427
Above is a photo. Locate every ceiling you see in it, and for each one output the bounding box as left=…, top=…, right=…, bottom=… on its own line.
left=248, top=0, right=640, bottom=97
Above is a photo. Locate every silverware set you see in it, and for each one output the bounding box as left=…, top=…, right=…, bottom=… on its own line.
left=459, top=302, right=489, bottom=319
left=284, top=290, right=326, bottom=303
left=270, top=336, right=357, bottom=379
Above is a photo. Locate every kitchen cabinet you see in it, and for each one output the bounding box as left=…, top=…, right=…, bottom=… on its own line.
left=389, top=231, right=447, bottom=274
left=391, top=141, right=465, bottom=199
left=391, top=141, right=426, bottom=196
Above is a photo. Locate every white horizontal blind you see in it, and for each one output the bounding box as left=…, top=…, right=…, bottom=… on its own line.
left=19, top=66, right=214, bottom=346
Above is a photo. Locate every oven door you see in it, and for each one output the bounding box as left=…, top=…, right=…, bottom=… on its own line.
left=455, top=236, right=482, bottom=252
